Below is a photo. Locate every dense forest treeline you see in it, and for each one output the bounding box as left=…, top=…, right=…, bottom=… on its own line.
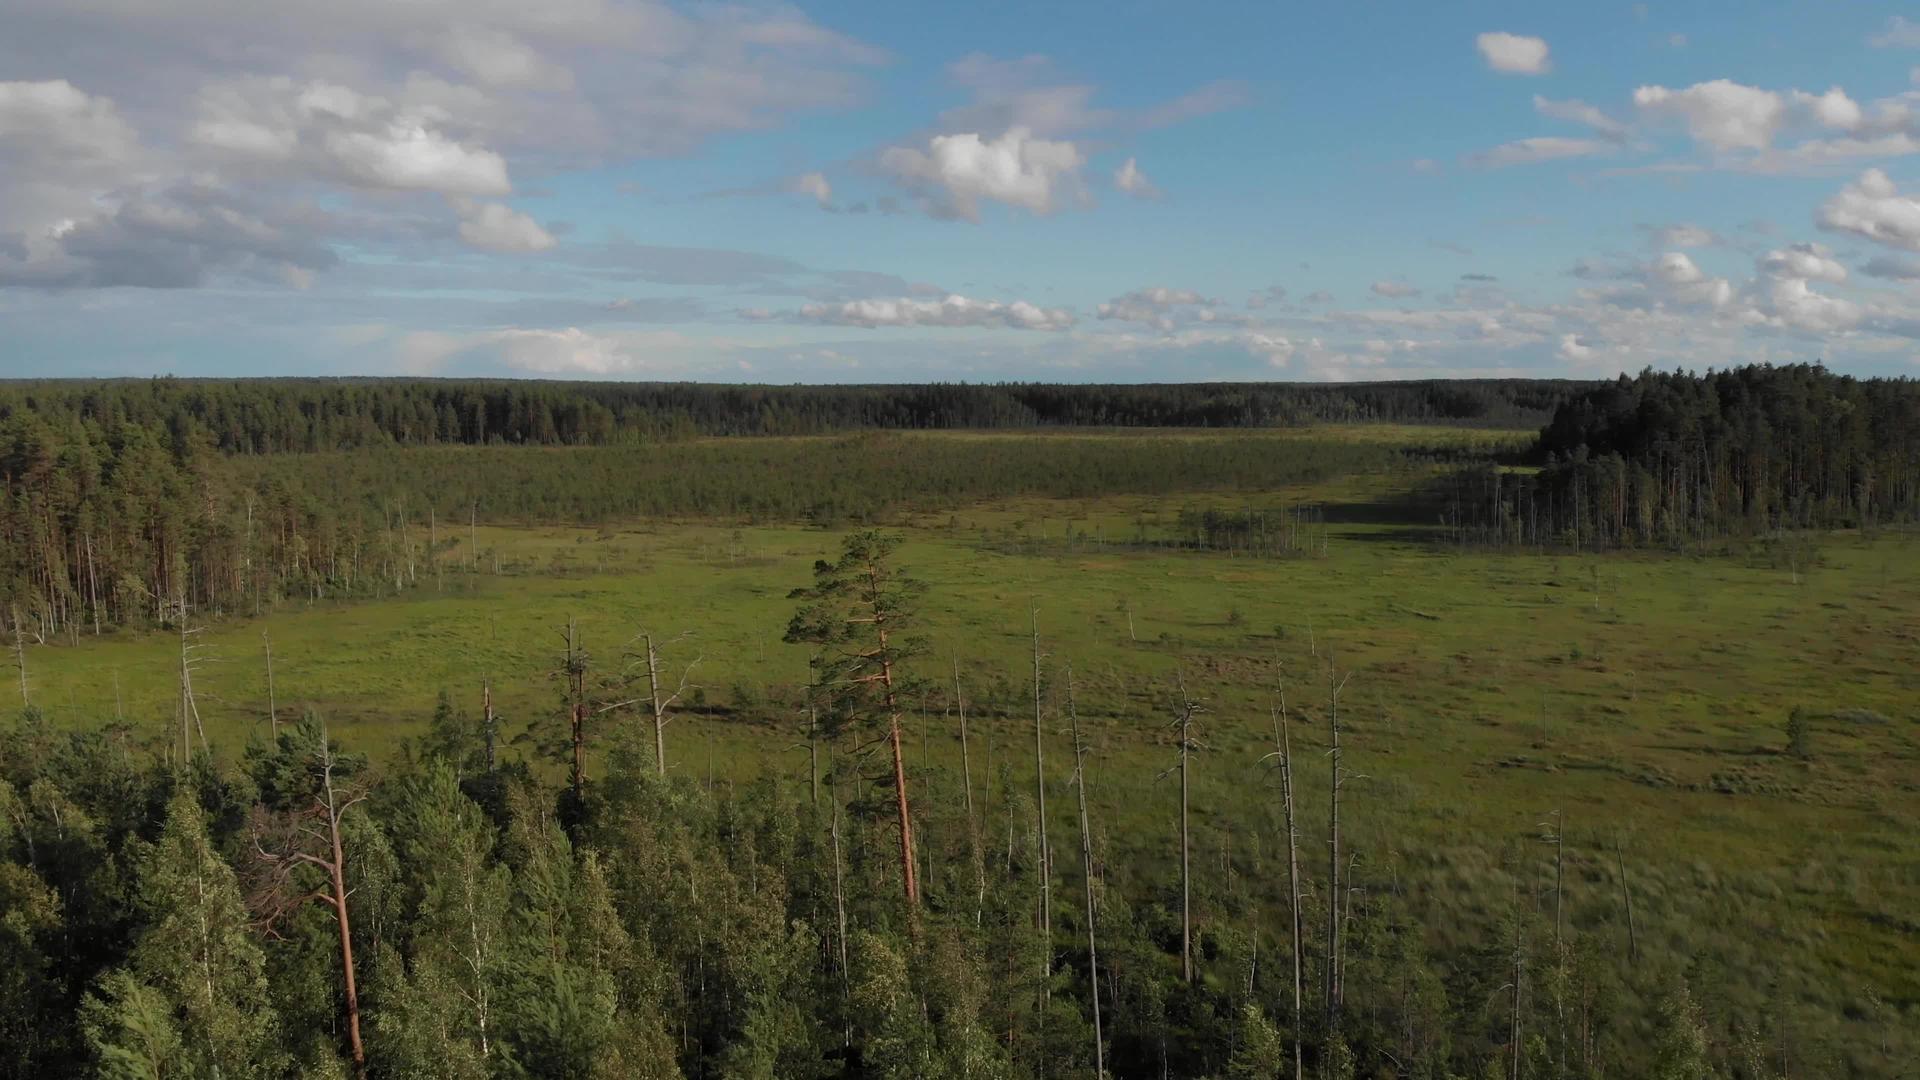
left=1443, top=365, right=1920, bottom=549
left=0, top=533, right=1840, bottom=1079
left=6, top=364, right=1918, bottom=640
left=0, top=378, right=1577, bottom=449
left=0, top=428, right=1417, bottom=639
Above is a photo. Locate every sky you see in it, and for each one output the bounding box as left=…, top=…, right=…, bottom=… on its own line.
left=5, top=2, right=1920, bottom=383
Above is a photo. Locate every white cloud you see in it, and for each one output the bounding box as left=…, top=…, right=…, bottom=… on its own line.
left=1758, top=242, right=1847, bottom=284
left=1114, top=157, right=1158, bottom=198
left=1097, top=286, right=1215, bottom=329
left=785, top=293, right=1076, bottom=330
left=1466, top=136, right=1613, bottom=168
left=1818, top=169, right=1920, bottom=252
left=1533, top=95, right=1628, bottom=140
left=1557, top=333, right=1596, bottom=361
left=1633, top=80, right=1786, bottom=151
left=1789, top=87, right=1863, bottom=132
left=453, top=199, right=555, bottom=253
left=880, top=127, right=1085, bottom=219
left=1371, top=280, right=1421, bottom=298
left=1476, top=32, right=1551, bottom=75
left=1633, top=81, right=1863, bottom=155
left=325, top=121, right=510, bottom=195
left=1647, top=251, right=1734, bottom=307
left=0, top=79, right=139, bottom=166
left=787, top=171, right=833, bottom=208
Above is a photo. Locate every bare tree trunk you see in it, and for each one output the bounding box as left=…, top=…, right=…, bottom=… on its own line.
left=564, top=618, right=586, bottom=801
left=1271, top=691, right=1305, bottom=1080
left=830, top=770, right=851, bottom=1048
left=178, top=596, right=209, bottom=759
left=808, top=703, right=820, bottom=807
left=1615, top=834, right=1637, bottom=962
left=1067, top=666, right=1105, bottom=1079
left=876, top=623, right=918, bottom=906
left=9, top=605, right=27, bottom=708
left=1175, top=675, right=1200, bottom=985
left=1325, top=658, right=1347, bottom=1027
left=956, top=656, right=986, bottom=923
left=483, top=681, right=496, bottom=772
left=263, top=630, right=279, bottom=739
left=1031, top=609, right=1051, bottom=940
left=1552, top=810, right=1565, bottom=952
left=322, top=758, right=368, bottom=1077
left=646, top=634, right=667, bottom=777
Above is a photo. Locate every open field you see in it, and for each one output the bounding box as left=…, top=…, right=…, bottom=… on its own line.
left=21, top=444, right=1920, bottom=1070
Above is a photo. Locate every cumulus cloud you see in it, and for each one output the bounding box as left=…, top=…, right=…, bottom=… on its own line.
left=778, top=293, right=1076, bottom=330
left=1466, top=136, right=1613, bottom=168
left=1370, top=280, right=1421, bottom=298
left=0, top=1, right=894, bottom=291
left=787, top=171, right=834, bottom=208
left=1476, top=32, right=1551, bottom=75
left=0, top=183, right=336, bottom=288
left=1647, top=251, right=1735, bottom=307
left=880, top=127, right=1085, bottom=219
left=452, top=199, right=555, bottom=253
left=1096, top=286, right=1218, bottom=329
left=1751, top=247, right=1861, bottom=333
left=1633, top=80, right=1788, bottom=151
left=1632, top=80, right=1862, bottom=153
left=1818, top=168, right=1920, bottom=252
left=1114, top=157, right=1158, bottom=198
left=1758, top=242, right=1847, bottom=284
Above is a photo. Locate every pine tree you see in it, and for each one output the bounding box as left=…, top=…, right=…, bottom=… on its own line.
left=88, top=788, right=279, bottom=1077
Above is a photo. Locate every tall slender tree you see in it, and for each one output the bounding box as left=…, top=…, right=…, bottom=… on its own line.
left=786, top=531, right=926, bottom=906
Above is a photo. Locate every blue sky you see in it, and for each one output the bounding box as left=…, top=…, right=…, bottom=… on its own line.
left=4, top=1, right=1920, bottom=381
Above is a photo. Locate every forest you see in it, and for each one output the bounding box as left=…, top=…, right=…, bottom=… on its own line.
left=1, top=531, right=1793, bottom=1080
left=1450, top=365, right=1920, bottom=549
left=1, top=365, right=1916, bottom=1078
left=0, top=377, right=1578, bottom=450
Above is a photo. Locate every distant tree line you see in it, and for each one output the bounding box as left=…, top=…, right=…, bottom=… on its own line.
left=1445, top=365, right=1920, bottom=548
left=0, top=377, right=1578, bottom=450
left=0, top=422, right=1413, bottom=638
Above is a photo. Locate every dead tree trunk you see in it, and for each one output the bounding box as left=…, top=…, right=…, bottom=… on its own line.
left=9, top=605, right=28, bottom=708
left=1615, top=834, right=1637, bottom=962
left=562, top=619, right=588, bottom=800
left=1170, top=674, right=1204, bottom=985
left=640, top=634, right=698, bottom=779
left=482, top=681, right=496, bottom=772
left=877, top=621, right=918, bottom=906
left=1031, top=609, right=1051, bottom=941
left=1067, top=665, right=1105, bottom=1078
left=177, top=596, right=210, bottom=760
left=1269, top=689, right=1305, bottom=1080
left=251, top=729, right=370, bottom=1077
left=263, top=630, right=279, bottom=739
left=956, top=656, right=986, bottom=923
left=1325, top=658, right=1350, bottom=1028
left=830, top=769, right=852, bottom=1048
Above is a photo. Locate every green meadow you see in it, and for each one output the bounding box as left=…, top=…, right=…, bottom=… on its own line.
left=21, top=430, right=1920, bottom=1068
